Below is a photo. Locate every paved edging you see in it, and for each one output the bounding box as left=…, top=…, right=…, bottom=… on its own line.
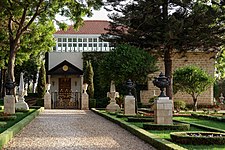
left=0, top=107, right=44, bottom=148
left=91, top=108, right=186, bottom=150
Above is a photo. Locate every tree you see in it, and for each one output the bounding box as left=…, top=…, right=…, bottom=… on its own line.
left=173, top=65, right=214, bottom=111
left=98, top=44, right=158, bottom=87
left=84, top=61, right=94, bottom=98
left=37, top=62, right=46, bottom=98
left=0, top=0, right=103, bottom=94
left=102, top=0, right=225, bottom=99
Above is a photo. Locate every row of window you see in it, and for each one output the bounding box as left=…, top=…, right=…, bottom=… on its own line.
left=54, top=37, right=112, bottom=52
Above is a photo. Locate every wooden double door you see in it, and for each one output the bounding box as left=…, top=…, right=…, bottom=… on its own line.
left=54, top=78, right=80, bottom=109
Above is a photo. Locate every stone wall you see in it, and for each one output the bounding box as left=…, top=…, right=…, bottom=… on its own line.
left=140, top=52, right=216, bottom=105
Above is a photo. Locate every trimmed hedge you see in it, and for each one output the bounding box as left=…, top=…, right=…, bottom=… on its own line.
left=0, top=107, right=44, bottom=148
left=0, top=116, right=17, bottom=121
left=192, top=113, right=225, bottom=122
left=143, top=123, right=190, bottom=131
left=170, top=132, right=225, bottom=145
left=92, top=108, right=186, bottom=150
left=127, top=117, right=154, bottom=122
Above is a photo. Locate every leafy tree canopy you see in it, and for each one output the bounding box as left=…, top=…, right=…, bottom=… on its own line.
left=173, top=65, right=214, bottom=111
left=102, top=0, right=225, bottom=99
left=0, top=0, right=103, bottom=86
left=98, top=44, right=158, bottom=86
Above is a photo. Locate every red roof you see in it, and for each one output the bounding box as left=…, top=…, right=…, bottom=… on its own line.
left=55, top=20, right=109, bottom=35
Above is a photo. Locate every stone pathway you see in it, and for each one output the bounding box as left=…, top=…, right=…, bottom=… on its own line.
left=3, top=110, right=156, bottom=150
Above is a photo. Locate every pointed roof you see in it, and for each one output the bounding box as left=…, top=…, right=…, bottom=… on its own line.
left=55, top=20, right=109, bottom=35
left=47, top=60, right=83, bottom=75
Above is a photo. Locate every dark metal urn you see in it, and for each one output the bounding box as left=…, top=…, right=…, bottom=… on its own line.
left=126, top=79, right=135, bottom=95
left=4, top=79, right=16, bottom=95
left=152, top=72, right=170, bottom=97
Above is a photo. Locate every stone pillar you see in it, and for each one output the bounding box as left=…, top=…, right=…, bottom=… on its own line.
left=154, top=97, right=173, bottom=124
left=4, top=95, right=15, bottom=114
left=44, top=84, right=51, bottom=109
left=81, top=83, right=89, bottom=110
left=124, top=95, right=136, bottom=115
left=106, top=81, right=120, bottom=113
left=15, top=73, right=29, bottom=111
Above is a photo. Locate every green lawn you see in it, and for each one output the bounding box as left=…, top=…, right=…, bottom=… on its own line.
left=0, top=109, right=36, bottom=133
left=173, top=116, right=225, bottom=130
left=103, top=112, right=225, bottom=150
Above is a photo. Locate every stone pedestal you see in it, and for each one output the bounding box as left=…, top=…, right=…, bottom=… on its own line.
left=4, top=95, right=15, bottom=114
left=82, top=93, right=89, bottom=110
left=154, top=97, right=173, bottom=124
left=44, top=92, right=51, bottom=109
left=106, top=101, right=121, bottom=112
left=106, top=92, right=121, bottom=112
left=124, top=95, right=136, bottom=115
left=15, top=97, right=29, bottom=111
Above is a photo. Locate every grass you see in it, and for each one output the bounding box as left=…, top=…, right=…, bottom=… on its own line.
left=173, top=116, right=225, bottom=130
left=0, top=109, right=36, bottom=133
left=99, top=110, right=225, bottom=150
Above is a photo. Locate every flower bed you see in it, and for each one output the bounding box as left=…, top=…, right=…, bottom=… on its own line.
left=170, top=132, right=225, bottom=145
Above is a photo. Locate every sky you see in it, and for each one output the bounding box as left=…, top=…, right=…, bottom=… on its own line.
left=84, top=8, right=110, bottom=20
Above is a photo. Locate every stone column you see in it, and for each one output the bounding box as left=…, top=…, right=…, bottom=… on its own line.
left=154, top=97, right=173, bottom=124
left=4, top=78, right=16, bottom=114
left=106, top=81, right=120, bottom=113
left=44, top=84, right=51, bottom=109
left=81, top=83, right=89, bottom=110
left=4, top=95, right=15, bottom=114
left=124, top=95, right=136, bottom=115
left=15, top=73, right=29, bottom=111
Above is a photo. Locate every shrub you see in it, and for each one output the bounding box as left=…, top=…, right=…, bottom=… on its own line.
left=149, top=96, right=158, bottom=103
left=174, top=100, right=186, bottom=112
left=170, top=132, right=225, bottom=145
left=96, top=97, right=109, bottom=108
left=143, top=122, right=190, bottom=131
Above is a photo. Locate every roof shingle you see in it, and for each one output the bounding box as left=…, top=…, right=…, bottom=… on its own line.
left=55, top=20, right=109, bottom=35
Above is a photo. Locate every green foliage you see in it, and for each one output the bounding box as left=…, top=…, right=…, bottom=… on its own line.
left=103, top=0, right=225, bottom=99
left=84, top=61, right=94, bottom=98
left=143, top=123, right=190, bottom=131
left=173, top=65, right=214, bottom=95
left=99, top=44, right=158, bottom=86
left=173, top=65, right=214, bottom=111
left=37, top=63, right=46, bottom=98
left=83, top=52, right=108, bottom=99
left=15, top=58, right=39, bottom=87
left=174, top=100, right=186, bottom=113
left=0, top=0, right=103, bottom=83
left=170, top=132, right=225, bottom=145
left=149, top=96, right=158, bottom=103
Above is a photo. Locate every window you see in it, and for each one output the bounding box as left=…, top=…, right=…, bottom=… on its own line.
left=88, top=38, right=92, bottom=42
left=78, top=38, right=82, bottom=42
left=93, top=38, right=97, bottom=42
left=63, top=38, right=67, bottom=42
left=58, top=38, right=62, bottom=42
left=73, top=38, right=77, bottom=42
left=68, top=38, right=72, bottom=42
left=83, top=38, right=87, bottom=42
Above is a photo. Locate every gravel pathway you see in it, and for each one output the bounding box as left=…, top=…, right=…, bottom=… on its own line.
left=2, top=110, right=156, bottom=150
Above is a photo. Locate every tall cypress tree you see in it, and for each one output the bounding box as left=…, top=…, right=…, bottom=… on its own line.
left=84, top=61, right=94, bottom=98
left=37, top=62, right=46, bottom=98
left=103, top=0, right=225, bottom=99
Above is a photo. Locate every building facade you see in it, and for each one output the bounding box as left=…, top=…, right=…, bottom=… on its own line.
left=46, top=20, right=215, bottom=109
left=46, top=20, right=111, bottom=109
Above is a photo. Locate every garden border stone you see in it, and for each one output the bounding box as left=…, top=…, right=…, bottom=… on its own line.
left=0, top=107, right=44, bottom=148
left=92, top=108, right=187, bottom=150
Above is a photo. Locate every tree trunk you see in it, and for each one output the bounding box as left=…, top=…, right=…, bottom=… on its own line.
left=193, top=97, right=198, bottom=111
left=164, top=48, right=173, bottom=100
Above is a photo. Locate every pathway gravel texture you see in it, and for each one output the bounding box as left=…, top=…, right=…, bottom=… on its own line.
left=2, top=109, right=156, bottom=150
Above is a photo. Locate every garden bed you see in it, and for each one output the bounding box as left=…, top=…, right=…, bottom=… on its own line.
left=171, top=132, right=225, bottom=145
